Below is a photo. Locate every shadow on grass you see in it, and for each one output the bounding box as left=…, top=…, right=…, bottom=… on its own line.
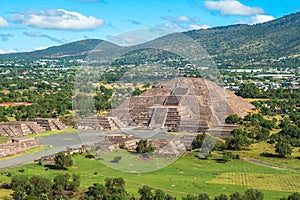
left=213, top=158, right=228, bottom=163
left=260, top=152, right=282, bottom=158
left=44, top=164, right=66, bottom=170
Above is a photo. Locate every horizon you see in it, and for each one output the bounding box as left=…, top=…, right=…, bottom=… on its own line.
left=0, top=0, right=299, bottom=54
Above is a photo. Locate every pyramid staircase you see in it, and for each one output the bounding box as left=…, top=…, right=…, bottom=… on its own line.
left=30, top=118, right=66, bottom=131
left=77, top=116, right=119, bottom=130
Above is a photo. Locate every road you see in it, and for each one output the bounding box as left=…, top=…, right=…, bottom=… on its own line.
left=0, top=131, right=102, bottom=170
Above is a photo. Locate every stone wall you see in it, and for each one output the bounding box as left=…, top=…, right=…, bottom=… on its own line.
left=0, top=137, right=40, bottom=158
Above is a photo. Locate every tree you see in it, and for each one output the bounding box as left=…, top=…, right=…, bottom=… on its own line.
left=214, top=194, right=228, bottom=200
left=29, top=176, right=52, bottom=197
left=226, top=129, right=250, bottom=150
left=198, top=193, right=210, bottom=200
left=182, top=194, right=198, bottom=200
left=138, top=185, right=153, bottom=200
left=243, top=188, right=264, bottom=200
left=54, top=152, right=73, bottom=169
left=53, top=173, right=70, bottom=191
left=136, top=140, right=155, bottom=153
left=280, top=192, right=300, bottom=200
left=236, top=84, right=261, bottom=98
left=222, top=151, right=234, bottom=162
left=192, top=133, right=206, bottom=149
left=275, top=141, right=292, bottom=158
left=84, top=183, right=107, bottom=200
left=225, top=114, right=242, bottom=124
left=11, top=175, right=30, bottom=199
left=153, top=189, right=165, bottom=200
left=229, top=192, right=242, bottom=200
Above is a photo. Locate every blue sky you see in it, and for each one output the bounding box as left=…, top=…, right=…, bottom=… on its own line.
left=0, top=0, right=299, bottom=53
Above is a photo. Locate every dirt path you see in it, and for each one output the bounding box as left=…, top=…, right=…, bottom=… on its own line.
left=242, top=157, right=300, bottom=173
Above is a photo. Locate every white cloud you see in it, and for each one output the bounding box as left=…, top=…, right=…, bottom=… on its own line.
left=35, top=46, right=48, bottom=51
left=237, top=14, right=275, bottom=24
left=178, top=16, right=190, bottom=22
left=9, top=9, right=104, bottom=30
left=205, top=0, right=264, bottom=16
left=0, top=17, right=9, bottom=27
left=0, top=49, right=17, bottom=54
left=188, top=24, right=211, bottom=30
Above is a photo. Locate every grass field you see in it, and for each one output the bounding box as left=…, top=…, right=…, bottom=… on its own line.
left=229, top=141, right=300, bottom=170
left=207, top=172, right=300, bottom=192
left=0, top=153, right=299, bottom=199
left=27, top=126, right=76, bottom=138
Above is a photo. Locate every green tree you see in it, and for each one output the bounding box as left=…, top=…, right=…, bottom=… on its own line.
left=236, top=84, right=261, bottom=98
left=136, top=139, right=155, bottom=153
left=214, top=194, right=228, bottom=200
left=29, top=176, right=52, bottom=197
left=225, top=114, right=242, bottom=124
left=243, top=188, right=264, bottom=200
left=138, top=185, right=153, bottom=200
left=230, top=192, right=242, bottom=200
left=275, top=141, right=293, bottom=158
left=191, top=133, right=206, bottom=150
left=226, top=129, right=250, bottom=150
left=153, top=189, right=165, bottom=200
left=84, top=183, right=107, bottom=200
left=54, top=152, right=73, bottom=169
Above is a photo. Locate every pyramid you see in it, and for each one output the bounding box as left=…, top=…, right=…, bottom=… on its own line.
left=110, top=77, right=254, bottom=132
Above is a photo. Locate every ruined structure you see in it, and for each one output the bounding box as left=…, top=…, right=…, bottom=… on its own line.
left=0, top=137, right=40, bottom=158
left=30, top=118, right=66, bottom=131
left=0, top=118, right=66, bottom=137
left=0, top=121, right=46, bottom=137
left=78, top=77, right=254, bottom=133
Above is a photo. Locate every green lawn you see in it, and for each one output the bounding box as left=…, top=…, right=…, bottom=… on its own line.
left=27, top=126, right=76, bottom=138
left=0, top=153, right=298, bottom=199
left=229, top=141, right=300, bottom=170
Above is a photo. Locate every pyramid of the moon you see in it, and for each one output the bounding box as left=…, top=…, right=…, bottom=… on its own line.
left=108, top=77, right=254, bottom=132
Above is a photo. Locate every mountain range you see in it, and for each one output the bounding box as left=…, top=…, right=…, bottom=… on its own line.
left=1, top=12, right=299, bottom=67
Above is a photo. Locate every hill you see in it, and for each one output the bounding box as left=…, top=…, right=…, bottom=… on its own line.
left=0, top=12, right=299, bottom=67
left=185, top=12, right=300, bottom=66
left=0, top=39, right=107, bottom=60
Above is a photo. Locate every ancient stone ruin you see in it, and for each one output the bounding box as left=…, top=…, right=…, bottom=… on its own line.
left=0, top=118, right=66, bottom=158
left=0, top=118, right=66, bottom=137
left=78, top=77, right=254, bottom=133
left=0, top=137, right=40, bottom=158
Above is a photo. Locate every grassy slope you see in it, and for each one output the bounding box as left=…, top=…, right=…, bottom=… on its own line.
left=230, top=141, right=300, bottom=170
left=0, top=153, right=298, bottom=199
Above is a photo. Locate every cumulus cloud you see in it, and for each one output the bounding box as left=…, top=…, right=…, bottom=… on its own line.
left=0, top=33, right=13, bottom=42
left=237, top=14, right=275, bottom=24
left=0, top=49, right=17, bottom=54
left=205, top=0, right=264, bottom=16
left=188, top=24, right=211, bottom=30
left=23, top=31, right=65, bottom=44
left=161, top=15, right=210, bottom=31
left=0, top=17, right=9, bottom=27
left=35, top=46, right=48, bottom=50
left=162, top=15, right=194, bottom=24
left=9, top=9, right=104, bottom=30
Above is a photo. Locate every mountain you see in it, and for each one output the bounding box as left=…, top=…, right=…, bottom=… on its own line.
left=1, top=12, right=299, bottom=67
left=185, top=12, right=300, bottom=65
left=0, top=39, right=108, bottom=60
